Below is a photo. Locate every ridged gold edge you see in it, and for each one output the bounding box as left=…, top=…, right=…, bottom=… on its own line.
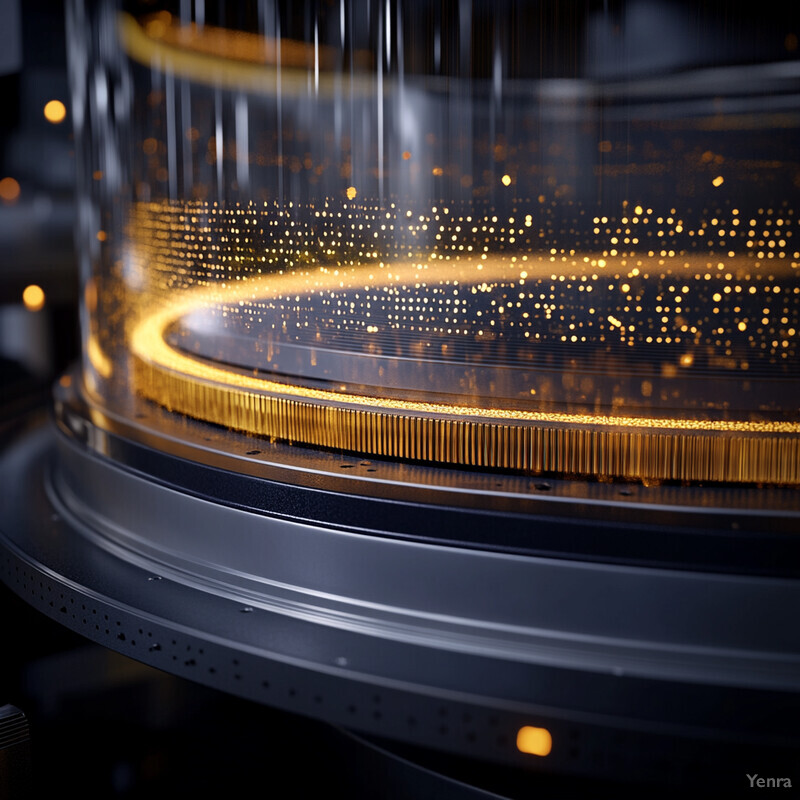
left=131, top=354, right=800, bottom=485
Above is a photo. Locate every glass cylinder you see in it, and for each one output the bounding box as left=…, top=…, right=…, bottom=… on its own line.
left=66, top=0, right=800, bottom=483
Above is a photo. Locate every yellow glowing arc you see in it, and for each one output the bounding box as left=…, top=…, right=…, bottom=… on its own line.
left=118, top=13, right=382, bottom=98
left=129, top=258, right=798, bottom=435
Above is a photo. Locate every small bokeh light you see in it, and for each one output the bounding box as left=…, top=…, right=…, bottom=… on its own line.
left=516, top=726, right=552, bottom=757
left=44, top=99, right=67, bottom=124
left=22, top=284, right=46, bottom=312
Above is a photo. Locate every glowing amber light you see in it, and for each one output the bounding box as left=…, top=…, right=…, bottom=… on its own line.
left=516, top=726, right=552, bottom=757
left=712, top=175, right=725, bottom=187
left=43, top=99, right=67, bottom=124
left=346, top=186, right=357, bottom=200
left=501, top=174, right=512, bottom=186
left=0, top=177, right=20, bottom=202
left=22, top=284, right=45, bottom=312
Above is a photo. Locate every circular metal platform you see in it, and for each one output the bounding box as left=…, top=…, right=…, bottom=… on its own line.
left=2, top=378, right=800, bottom=793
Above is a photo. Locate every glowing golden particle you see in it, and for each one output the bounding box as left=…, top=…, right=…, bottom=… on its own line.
left=345, top=186, right=357, bottom=200
left=516, top=727, right=552, bottom=757
left=402, top=151, right=411, bottom=160
left=432, top=167, right=443, bottom=176
left=0, top=176, right=20, bottom=202
left=620, top=283, right=630, bottom=293
left=680, top=353, right=694, bottom=367
left=93, top=170, right=104, bottom=181
left=738, top=321, right=747, bottom=332
left=598, top=140, right=612, bottom=153
left=144, top=13, right=170, bottom=38
left=712, top=176, right=724, bottom=187
left=634, top=205, right=643, bottom=216
left=43, top=99, right=66, bottom=124
left=22, top=284, right=45, bottom=312
left=501, top=174, right=512, bottom=186
left=96, top=230, right=107, bottom=242
left=84, top=279, right=98, bottom=313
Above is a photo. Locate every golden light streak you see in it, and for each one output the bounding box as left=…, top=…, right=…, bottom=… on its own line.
left=118, top=13, right=377, bottom=96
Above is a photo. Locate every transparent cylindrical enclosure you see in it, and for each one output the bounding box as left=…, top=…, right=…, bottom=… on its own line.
left=67, top=0, right=800, bottom=483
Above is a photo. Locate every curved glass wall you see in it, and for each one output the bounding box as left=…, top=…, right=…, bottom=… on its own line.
left=67, top=0, right=800, bottom=483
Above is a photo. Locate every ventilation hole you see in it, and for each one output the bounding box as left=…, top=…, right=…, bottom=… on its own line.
left=347, top=705, right=357, bottom=714
left=366, top=468, right=377, bottom=472
left=246, top=450, right=261, bottom=455
left=240, top=606, right=254, bottom=613
left=208, top=667, right=216, bottom=674
left=59, top=606, right=67, bottom=613
left=234, top=674, right=242, bottom=681
left=534, top=482, right=551, bottom=491
left=117, top=633, right=126, bottom=642
left=185, top=659, right=195, bottom=667
left=339, top=464, right=354, bottom=469
left=261, top=680, right=270, bottom=689
left=149, top=644, right=161, bottom=652
left=619, top=489, right=632, bottom=496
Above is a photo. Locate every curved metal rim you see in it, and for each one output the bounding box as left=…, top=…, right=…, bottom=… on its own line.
left=55, top=374, right=800, bottom=577
left=2, top=420, right=800, bottom=785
